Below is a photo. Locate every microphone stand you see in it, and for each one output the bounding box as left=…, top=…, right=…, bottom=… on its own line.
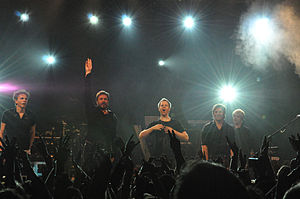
left=267, top=115, right=300, bottom=139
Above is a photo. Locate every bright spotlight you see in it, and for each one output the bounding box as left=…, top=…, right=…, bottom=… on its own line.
left=158, top=60, right=165, bottom=66
left=250, top=17, right=273, bottom=44
left=20, top=13, right=29, bottom=22
left=122, top=15, right=132, bottom=27
left=219, top=86, right=237, bottom=103
left=15, top=11, right=29, bottom=22
left=183, top=16, right=195, bottom=29
left=88, top=14, right=99, bottom=25
left=43, top=55, right=56, bottom=65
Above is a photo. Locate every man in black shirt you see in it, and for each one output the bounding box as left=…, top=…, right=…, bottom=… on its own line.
left=139, top=98, right=189, bottom=157
left=82, top=58, right=117, bottom=171
left=201, top=104, right=235, bottom=165
left=232, top=109, right=255, bottom=156
left=0, top=89, right=36, bottom=154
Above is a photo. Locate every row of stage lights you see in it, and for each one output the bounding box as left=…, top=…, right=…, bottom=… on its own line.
left=87, top=14, right=136, bottom=27
left=16, top=11, right=273, bottom=66
left=17, top=12, right=195, bottom=28
left=16, top=12, right=193, bottom=66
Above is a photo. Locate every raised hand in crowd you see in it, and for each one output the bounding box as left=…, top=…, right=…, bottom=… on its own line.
left=0, top=136, right=20, bottom=187
left=19, top=150, right=52, bottom=199
left=111, top=135, right=139, bottom=198
left=168, top=130, right=181, bottom=153
left=136, top=159, right=170, bottom=199
left=0, top=136, right=18, bottom=161
left=253, top=136, right=276, bottom=195
left=261, top=135, right=270, bottom=157
left=158, top=155, right=173, bottom=175
left=55, top=134, right=71, bottom=174
left=89, top=148, right=112, bottom=199
left=168, top=130, right=185, bottom=174
left=289, top=133, right=300, bottom=165
left=34, top=135, right=54, bottom=174
left=274, top=134, right=300, bottom=199
left=288, top=133, right=300, bottom=152
left=122, top=134, right=140, bottom=157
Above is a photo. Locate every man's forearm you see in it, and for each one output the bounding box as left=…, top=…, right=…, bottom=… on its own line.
left=139, top=128, right=152, bottom=139
left=173, top=130, right=189, bottom=141
left=84, top=73, right=94, bottom=112
left=0, top=122, right=6, bottom=139
left=29, top=125, right=36, bottom=149
left=202, top=145, right=208, bottom=160
left=0, top=122, right=6, bottom=148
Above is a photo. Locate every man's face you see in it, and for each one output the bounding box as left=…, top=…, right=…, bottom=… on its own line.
left=159, top=101, right=170, bottom=116
left=233, top=112, right=243, bottom=126
left=97, top=94, right=109, bottom=110
left=213, top=107, right=225, bottom=122
left=15, top=94, right=28, bottom=109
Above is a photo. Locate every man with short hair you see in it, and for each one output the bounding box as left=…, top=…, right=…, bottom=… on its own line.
left=139, top=98, right=189, bottom=157
left=201, top=104, right=235, bottom=165
left=0, top=89, right=36, bottom=154
left=83, top=58, right=117, bottom=151
left=232, top=109, right=255, bottom=156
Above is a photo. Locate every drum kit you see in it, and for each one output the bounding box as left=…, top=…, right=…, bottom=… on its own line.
left=32, top=120, right=88, bottom=162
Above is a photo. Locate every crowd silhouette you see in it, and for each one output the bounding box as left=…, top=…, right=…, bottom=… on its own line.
left=1, top=130, right=300, bottom=199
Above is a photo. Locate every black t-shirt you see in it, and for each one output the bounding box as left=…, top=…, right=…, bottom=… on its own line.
left=85, top=108, right=117, bottom=149
left=234, top=125, right=256, bottom=155
left=145, top=119, right=185, bottom=157
left=84, top=74, right=117, bottom=150
left=201, top=121, right=235, bottom=160
left=1, top=108, right=36, bottom=150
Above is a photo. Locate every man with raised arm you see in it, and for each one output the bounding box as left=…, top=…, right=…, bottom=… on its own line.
left=83, top=58, right=117, bottom=168
left=0, top=89, right=36, bottom=154
left=139, top=98, right=189, bottom=157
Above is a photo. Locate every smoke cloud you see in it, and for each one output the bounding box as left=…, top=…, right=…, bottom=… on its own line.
left=236, top=1, right=300, bottom=75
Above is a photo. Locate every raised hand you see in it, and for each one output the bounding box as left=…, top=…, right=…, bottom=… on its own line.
left=168, top=130, right=181, bottom=153
left=34, top=135, right=54, bottom=170
left=158, top=155, right=172, bottom=172
left=261, top=136, right=270, bottom=157
left=289, top=134, right=300, bottom=153
left=163, top=126, right=173, bottom=133
left=55, top=134, right=71, bottom=164
left=19, top=150, right=31, bottom=168
left=123, top=134, right=140, bottom=157
left=139, top=159, right=158, bottom=175
left=35, top=134, right=50, bottom=157
left=85, top=58, right=92, bottom=77
left=0, top=136, right=18, bottom=160
left=151, top=124, right=164, bottom=131
left=0, top=136, right=20, bottom=187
